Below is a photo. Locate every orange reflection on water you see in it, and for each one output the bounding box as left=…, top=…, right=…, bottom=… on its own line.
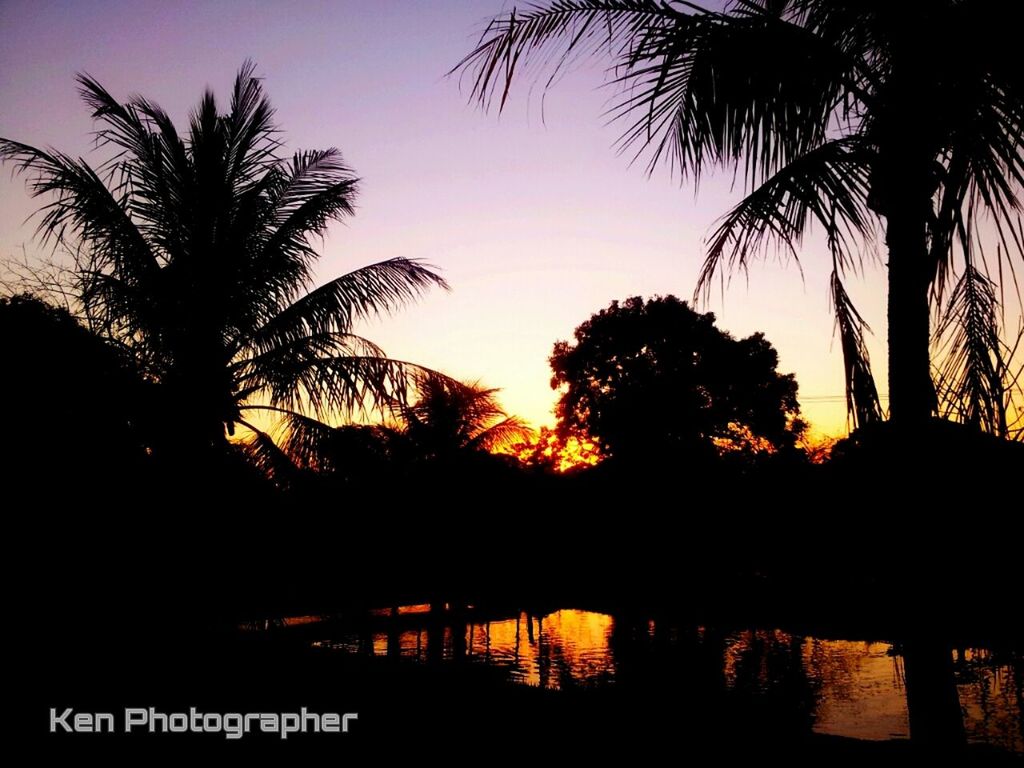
left=369, top=603, right=433, bottom=617
left=722, top=630, right=910, bottom=740
left=722, top=628, right=796, bottom=687
left=308, top=610, right=1021, bottom=751
left=238, top=614, right=323, bottom=631
left=356, top=609, right=616, bottom=690
left=469, top=609, right=615, bottom=689
left=803, top=639, right=909, bottom=741
left=956, top=648, right=1023, bottom=752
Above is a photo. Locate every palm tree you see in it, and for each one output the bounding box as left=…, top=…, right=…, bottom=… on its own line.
left=453, top=0, right=1024, bottom=429
left=252, top=374, right=529, bottom=486
left=0, top=62, right=447, bottom=466
left=398, top=374, right=531, bottom=460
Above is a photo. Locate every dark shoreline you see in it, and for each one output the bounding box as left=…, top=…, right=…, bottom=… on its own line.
left=28, top=631, right=1024, bottom=762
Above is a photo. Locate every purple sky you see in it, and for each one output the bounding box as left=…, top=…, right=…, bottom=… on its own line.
left=1, top=0, right=902, bottom=436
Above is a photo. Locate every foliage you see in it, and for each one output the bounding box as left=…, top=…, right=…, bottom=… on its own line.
left=830, top=270, right=883, bottom=430
left=933, top=267, right=1024, bottom=439
left=549, top=295, right=803, bottom=461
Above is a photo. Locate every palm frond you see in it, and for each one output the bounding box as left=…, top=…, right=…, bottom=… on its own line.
left=240, top=258, right=447, bottom=356
left=696, top=138, right=875, bottom=298
left=223, top=149, right=361, bottom=331
left=223, top=59, right=280, bottom=188
left=274, top=409, right=341, bottom=471
left=77, top=72, right=166, bottom=167
left=267, top=149, right=356, bottom=231
left=933, top=265, right=1010, bottom=435
left=77, top=73, right=193, bottom=261
left=242, top=405, right=404, bottom=475
left=466, top=416, right=535, bottom=451
left=76, top=271, right=160, bottom=360
left=260, top=354, right=427, bottom=422
left=231, top=330, right=384, bottom=377
left=455, top=1, right=858, bottom=184
left=231, top=331, right=390, bottom=410
left=0, top=138, right=160, bottom=281
left=256, top=150, right=359, bottom=290
left=453, top=1, right=690, bottom=112
left=830, top=270, right=882, bottom=430
left=930, top=72, right=1024, bottom=305
left=238, top=419, right=303, bottom=488
left=611, top=3, right=864, bottom=181
left=1000, top=323, right=1024, bottom=441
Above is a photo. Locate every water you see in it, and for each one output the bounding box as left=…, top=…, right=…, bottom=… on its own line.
left=298, top=608, right=1021, bottom=751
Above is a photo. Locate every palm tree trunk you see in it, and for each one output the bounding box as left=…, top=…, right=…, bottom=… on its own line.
left=877, top=42, right=939, bottom=428
left=884, top=196, right=934, bottom=425
left=903, top=639, right=966, bottom=750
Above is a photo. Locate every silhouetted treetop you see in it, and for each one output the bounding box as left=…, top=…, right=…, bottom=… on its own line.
left=551, top=295, right=802, bottom=462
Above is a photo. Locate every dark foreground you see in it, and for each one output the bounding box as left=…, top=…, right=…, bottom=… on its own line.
left=21, top=616, right=1023, bottom=762
left=12, top=427, right=1024, bottom=759
left=17, top=522, right=1024, bottom=761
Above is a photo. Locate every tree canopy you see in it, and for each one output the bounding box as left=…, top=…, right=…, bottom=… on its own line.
left=550, top=295, right=803, bottom=462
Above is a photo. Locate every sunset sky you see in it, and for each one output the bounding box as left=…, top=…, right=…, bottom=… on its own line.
left=0, top=0, right=906, bottom=436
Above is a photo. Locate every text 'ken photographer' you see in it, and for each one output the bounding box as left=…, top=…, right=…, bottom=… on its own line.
left=50, top=707, right=358, bottom=739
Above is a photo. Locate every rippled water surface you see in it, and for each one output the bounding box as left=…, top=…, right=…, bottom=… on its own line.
left=300, top=608, right=1021, bottom=751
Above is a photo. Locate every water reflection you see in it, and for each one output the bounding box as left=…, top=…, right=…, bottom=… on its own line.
left=308, top=608, right=1021, bottom=752
left=956, top=648, right=1024, bottom=750
left=801, top=638, right=909, bottom=740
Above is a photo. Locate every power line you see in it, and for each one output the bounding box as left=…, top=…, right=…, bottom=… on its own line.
left=801, top=394, right=890, bottom=402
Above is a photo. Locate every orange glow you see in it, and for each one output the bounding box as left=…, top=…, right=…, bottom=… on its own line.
left=711, top=422, right=777, bottom=455
left=499, top=426, right=602, bottom=472
left=369, top=604, right=433, bottom=617
left=799, top=435, right=838, bottom=464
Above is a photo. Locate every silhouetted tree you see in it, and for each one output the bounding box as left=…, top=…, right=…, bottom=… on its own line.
left=0, top=62, right=445, bottom=470
left=455, top=0, right=1024, bottom=429
left=550, top=296, right=802, bottom=462
left=398, top=374, right=531, bottom=461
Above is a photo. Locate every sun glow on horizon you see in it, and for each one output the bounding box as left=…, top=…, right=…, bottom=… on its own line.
left=498, top=426, right=603, bottom=472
